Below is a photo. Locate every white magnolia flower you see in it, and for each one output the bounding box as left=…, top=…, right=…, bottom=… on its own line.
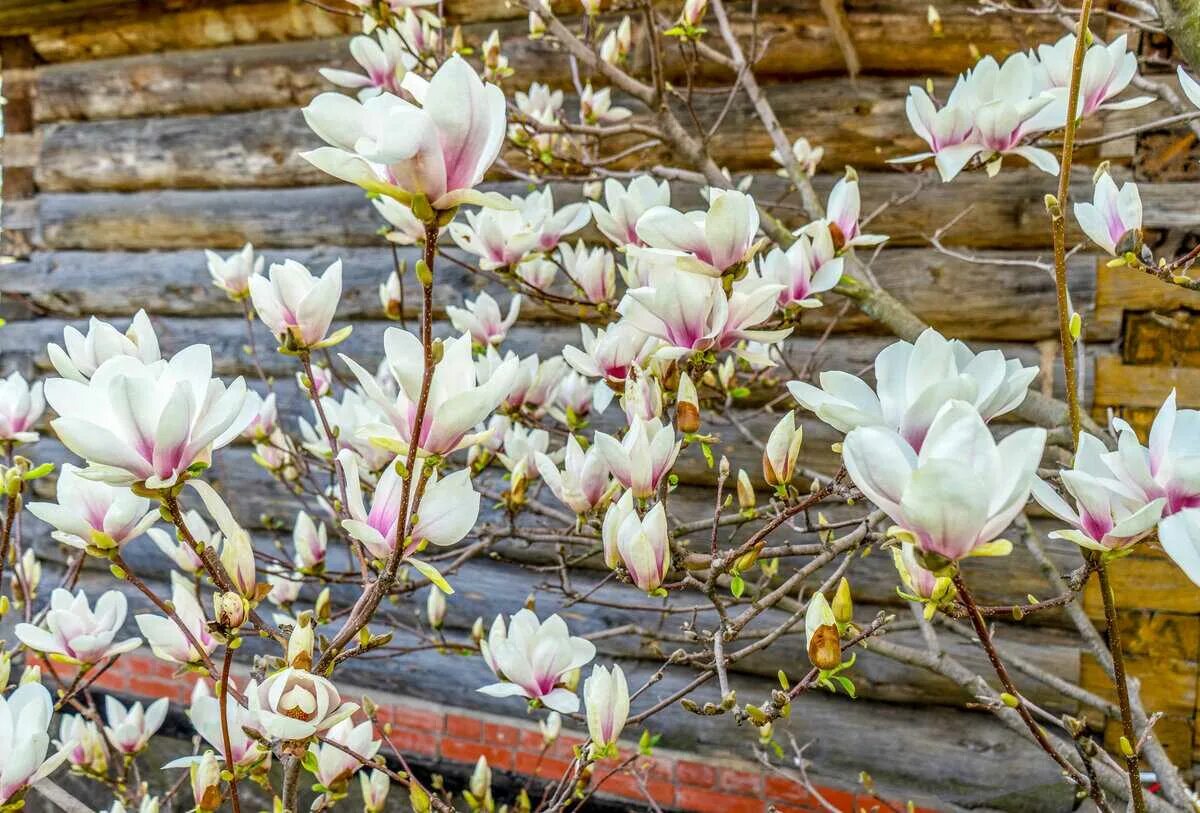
left=293, top=510, right=328, bottom=571
left=762, top=410, right=804, bottom=487
left=612, top=500, right=669, bottom=593
left=759, top=227, right=843, bottom=309
left=147, top=509, right=208, bottom=574
left=185, top=681, right=265, bottom=769
left=558, top=241, right=617, bottom=303
left=521, top=187, right=591, bottom=252
left=891, top=86, right=978, bottom=182
left=360, top=770, right=391, bottom=813
left=0, top=372, right=43, bottom=444
left=584, top=664, right=629, bottom=753
left=821, top=174, right=888, bottom=250
left=449, top=204, right=542, bottom=270
left=1073, top=170, right=1141, bottom=256
left=1103, top=390, right=1200, bottom=517
left=498, top=424, right=551, bottom=480
left=0, top=683, right=72, bottom=806
left=47, top=310, right=161, bottom=384
left=241, top=391, right=278, bottom=440
left=104, top=697, right=168, bottom=755
left=15, top=589, right=141, bottom=665
left=535, top=435, right=615, bottom=515
left=250, top=259, right=345, bottom=348
left=205, top=243, right=262, bottom=299
left=771, top=136, right=823, bottom=177
left=248, top=668, right=357, bottom=742
left=59, top=715, right=107, bottom=773
left=447, top=291, right=522, bottom=347
left=595, top=417, right=680, bottom=499
left=632, top=188, right=760, bottom=277
left=135, top=571, right=218, bottom=666
left=590, top=176, right=671, bottom=247
left=319, top=29, right=415, bottom=99
left=563, top=323, right=654, bottom=392
left=1028, top=34, right=1150, bottom=130
left=477, top=609, right=596, bottom=713
left=310, top=718, right=380, bottom=789
left=788, top=327, right=1038, bottom=450
left=27, top=463, right=157, bottom=551
left=580, top=84, right=632, bottom=125
left=297, top=387, right=392, bottom=473
left=843, top=400, right=1046, bottom=565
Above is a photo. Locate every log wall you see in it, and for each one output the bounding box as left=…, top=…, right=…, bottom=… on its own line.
left=1, top=1, right=1197, bottom=808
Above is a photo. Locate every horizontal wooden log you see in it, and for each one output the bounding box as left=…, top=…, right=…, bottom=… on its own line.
left=0, top=246, right=1100, bottom=341
left=1093, top=356, right=1200, bottom=410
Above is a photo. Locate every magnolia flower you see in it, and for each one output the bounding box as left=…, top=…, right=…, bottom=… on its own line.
left=581, top=84, right=632, bottom=125
left=189, top=480, right=256, bottom=597
left=1160, top=509, right=1200, bottom=588
left=483, top=349, right=535, bottom=411
left=293, top=510, right=328, bottom=571
left=632, top=189, right=760, bottom=277
left=136, top=572, right=218, bottom=666
left=517, top=257, right=557, bottom=290
left=0, top=372, right=44, bottom=444
left=763, top=410, right=804, bottom=487
left=1032, top=433, right=1165, bottom=551
left=344, top=329, right=516, bottom=456
left=759, top=228, right=843, bottom=309
left=241, top=391, right=278, bottom=440
left=15, top=589, right=141, bottom=665
left=892, top=542, right=954, bottom=606
left=843, top=400, right=1046, bottom=566
left=298, top=388, right=392, bottom=473
left=186, top=681, right=264, bottom=768
left=11, top=549, right=39, bottom=608
left=553, top=371, right=594, bottom=421
left=205, top=243, right=262, bottom=299
left=189, top=752, right=222, bottom=813
left=822, top=174, right=888, bottom=250
left=319, top=29, right=415, bottom=99
left=558, top=241, right=617, bottom=303
left=1104, top=390, right=1200, bottom=516
left=339, top=450, right=479, bottom=559
left=373, top=196, right=428, bottom=245
left=498, top=424, right=550, bottom=480
left=448, top=291, right=522, bottom=347
left=267, top=569, right=302, bottom=607
left=540, top=711, right=562, bottom=744
left=536, top=435, right=615, bottom=515
left=595, top=417, right=680, bottom=499
left=0, top=683, right=71, bottom=806
left=302, top=55, right=507, bottom=211
left=148, top=510, right=207, bottom=573
left=248, top=667, right=357, bottom=742
left=585, top=664, right=629, bottom=754
left=771, top=136, right=823, bottom=177
left=380, top=270, right=402, bottom=318
left=104, top=697, right=168, bottom=755
left=47, top=310, right=161, bottom=384
left=361, top=770, right=391, bottom=813
left=477, top=609, right=596, bottom=713
left=427, top=584, right=446, bottom=629
left=590, top=176, right=671, bottom=247
left=805, top=592, right=840, bottom=669
left=250, top=259, right=345, bottom=349
left=59, top=715, right=107, bottom=773
left=613, top=500, right=669, bottom=593
left=788, top=327, right=1038, bottom=451
left=563, top=323, right=654, bottom=392
left=46, top=345, right=253, bottom=488
left=1029, top=34, right=1150, bottom=130
left=681, top=0, right=706, bottom=26
left=309, top=718, right=380, bottom=789
left=27, top=464, right=157, bottom=551
left=619, top=367, right=663, bottom=423
left=449, top=204, right=542, bottom=270
left=521, top=187, right=591, bottom=251
left=1073, top=171, right=1141, bottom=256
left=891, top=86, right=976, bottom=182
left=515, top=82, right=563, bottom=120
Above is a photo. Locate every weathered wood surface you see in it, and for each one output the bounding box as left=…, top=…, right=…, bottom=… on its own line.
left=0, top=246, right=1100, bottom=341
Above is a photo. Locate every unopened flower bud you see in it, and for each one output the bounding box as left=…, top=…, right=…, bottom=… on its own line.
left=832, top=577, right=853, bottom=626
left=680, top=0, right=707, bottom=26
left=805, top=592, right=841, bottom=670
left=20, top=664, right=41, bottom=685
left=675, top=371, right=700, bottom=433
left=426, top=585, right=446, bottom=630
left=528, top=11, right=546, bottom=38
left=469, top=755, right=492, bottom=802
left=471, top=616, right=485, bottom=643
left=540, top=711, right=561, bottom=744
left=315, top=587, right=332, bottom=625
left=380, top=270, right=403, bottom=319
left=191, top=751, right=222, bottom=813
left=736, top=469, right=755, bottom=511
left=287, top=611, right=315, bottom=670
left=213, top=591, right=248, bottom=629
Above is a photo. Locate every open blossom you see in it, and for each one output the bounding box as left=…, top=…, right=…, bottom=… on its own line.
left=185, top=681, right=265, bottom=768
left=759, top=226, right=843, bottom=309
left=620, top=367, right=663, bottom=423
left=449, top=204, right=542, bottom=270
left=373, top=196, right=428, bottom=245
left=448, top=291, right=521, bottom=347
left=595, top=417, right=680, bottom=499
left=1160, top=509, right=1200, bottom=588
left=339, top=449, right=480, bottom=560
left=536, top=435, right=615, bottom=515
left=345, top=329, right=516, bottom=456
left=248, top=667, right=357, bottom=742
left=15, top=589, right=141, bottom=665
left=517, top=355, right=568, bottom=416
left=772, top=136, right=823, bottom=177
left=1032, top=433, right=1165, bottom=552
left=1028, top=34, right=1150, bottom=130
left=104, top=697, right=168, bottom=755
left=558, top=241, right=617, bottom=303
left=891, top=86, right=976, bottom=182
left=136, top=572, right=218, bottom=666
left=515, top=81, right=563, bottom=120
left=843, top=400, right=1046, bottom=566
left=0, top=372, right=43, bottom=444
left=302, top=55, right=507, bottom=211
left=788, top=327, right=1037, bottom=451
left=822, top=173, right=888, bottom=250
left=521, top=187, right=591, bottom=251
left=563, top=323, right=654, bottom=390
left=250, top=259, right=345, bottom=348
left=46, top=345, right=252, bottom=488
left=310, top=718, right=380, bottom=789
left=48, top=310, right=161, bottom=384
left=590, top=176, right=671, bottom=247
left=1073, top=171, right=1141, bottom=256
left=319, top=29, right=414, bottom=99
left=553, top=371, right=593, bottom=420
left=59, top=715, right=107, bottom=773
left=205, top=243, right=262, bottom=299
left=293, top=510, right=327, bottom=571
left=241, top=391, right=278, bottom=440
left=632, top=188, right=760, bottom=277
left=0, top=683, right=72, bottom=806
left=517, top=257, right=557, bottom=290
left=1104, top=390, right=1200, bottom=516
left=498, top=424, right=551, bottom=480
left=267, top=569, right=302, bottom=607
left=147, top=512, right=207, bottom=573
left=581, top=83, right=632, bottom=124
left=27, top=463, right=157, bottom=551
left=477, top=609, right=596, bottom=713
left=585, top=664, right=629, bottom=754
left=298, top=388, right=391, bottom=472
left=612, top=500, right=669, bottom=593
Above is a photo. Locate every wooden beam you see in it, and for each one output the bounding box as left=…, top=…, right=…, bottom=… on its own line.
left=1, top=36, right=39, bottom=258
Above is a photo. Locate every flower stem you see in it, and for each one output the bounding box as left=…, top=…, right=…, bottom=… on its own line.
left=1096, top=561, right=1147, bottom=813
left=280, top=755, right=301, bottom=813
left=218, top=644, right=243, bottom=813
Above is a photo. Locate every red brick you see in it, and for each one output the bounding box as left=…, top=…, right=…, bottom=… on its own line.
left=810, top=787, right=857, bottom=811
left=445, top=714, right=483, bottom=740
left=721, top=767, right=765, bottom=795
left=546, top=734, right=587, bottom=760
left=766, top=776, right=817, bottom=807
left=598, top=771, right=675, bottom=806
left=383, top=704, right=442, bottom=732
left=518, top=729, right=547, bottom=751
left=484, top=722, right=523, bottom=747
left=677, top=759, right=717, bottom=787
left=440, top=737, right=513, bottom=769
left=515, top=751, right=573, bottom=781
left=394, top=730, right=439, bottom=758
left=676, top=788, right=763, bottom=813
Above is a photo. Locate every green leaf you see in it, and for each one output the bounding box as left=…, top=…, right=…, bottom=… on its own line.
left=730, top=574, right=745, bottom=598
left=730, top=386, right=751, bottom=399
left=410, top=558, right=455, bottom=594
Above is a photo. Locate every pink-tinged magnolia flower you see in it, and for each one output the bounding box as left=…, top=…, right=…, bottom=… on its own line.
left=448, top=292, right=522, bottom=347
left=613, top=500, right=669, bottom=593
left=241, top=391, right=278, bottom=440
left=360, top=770, right=391, bottom=813
left=477, top=609, right=596, bottom=713
left=46, top=345, right=253, bottom=488
left=267, top=569, right=302, bottom=607
left=552, top=371, right=593, bottom=422
left=601, top=491, right=636, bottom=569
left=293, top=510, right=327, bottom=571
left=759, top=227, right=843, bottom=309
left=0, top=372, right=43, bottom=444
left=843, top=400, right=1046, bottom=565
left=250, top=259, right=346, bottom=349
left=319, top=29, right=415, bottom=99
left=297, top=388, right=392, bottom=473
left=1104, top=390, right=1200, bottom=516
left=103, top=697, right=168, bottom=755
left=205, top=243, right=262, bottom=300
left=1073, top=171, right=1141, bottom=256
left=338, top=450, right=480, bottom=560
left=135, top=572, right=218, bottom=666
left=681, top=0, right=706, bottom=26
left=521, top=188, right=591, bottom=251
left=344, top=329, right=517, bottom=456
left=584, top=664, right=629, bottom=753
left=58, top=715, right=107, bottom=773
left=892, top=542, right=952, bottom=604
left=619, top=367, right=663, bottom=423
left=562, top=323, right=654, bottom=391
left=309, top=718, right=380, bottom=789
left=558, top=241, right=617, bottom=303
left=536, top=435, right=615, bottom=515
left=1029, top=34, right=1150, bottom=130
left=184, top=680, right=265, bottom=769
left=516, top=257, right=557, bottom=290
left=14, top=588, right=141, bottom=665
left=27, top=463, right=157, bottom=551
left=48, top=310, right=161, bottom=384
left=788, top=327, right=1038, bottom=451
left=1032, top=433, right=1165, bottom=552
left=449, top=205, right=542, bottom=270
left=147, top=510, right=208, bottom=573
left=890, top=86, right=977, bottom=182
left=580, top=84, right=632, bottom=125
left=822, top=174, right=888, bottom=250
left=632, top=189, right=760, bottom=277
left=302, top=55, right=508, bottom=211
left=1160, top=509, right=1200, bottom=588
left=498, top=424, right=551, bottom=480
left=0, top=683, right=72, bottom=806
left=763, top=410, right=804, bottom=486
left=514, top=82, right=563, bottom=121
left=373, top=196, right=429, bottom=245
left=771, top=136, right=823, bottom=178
left=595, top=417, right=680, bottom=499
left=590, top=176, right=671, bottom=247
left=247, top=667, right=357, bottom=743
